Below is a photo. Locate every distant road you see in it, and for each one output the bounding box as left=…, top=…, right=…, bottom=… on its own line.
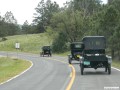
left=0, top=52, right=120, bottom=90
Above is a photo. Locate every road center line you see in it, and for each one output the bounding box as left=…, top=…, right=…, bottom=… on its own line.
left=66, top=64, right=75, bottom=90
left=46, top=58, right=75, bottom=90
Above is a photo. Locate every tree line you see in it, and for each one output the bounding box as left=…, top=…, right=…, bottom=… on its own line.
left=0, top=11, right=20, bottom=39
left=0, top=0, right=120, bottom=60
left=33, top=0, right=120, bottom=60
left=0, top=11, right=39, bottom=40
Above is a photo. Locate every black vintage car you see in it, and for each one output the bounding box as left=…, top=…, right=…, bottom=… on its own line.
left=40, top=46, right=52, bottom=57
left=68, top=42, right=84, bottom=64
left=80, top=36, right=112, bottom=75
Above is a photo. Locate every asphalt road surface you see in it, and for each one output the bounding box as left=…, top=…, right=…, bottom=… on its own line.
left=0, top=52, right=120, bottom=90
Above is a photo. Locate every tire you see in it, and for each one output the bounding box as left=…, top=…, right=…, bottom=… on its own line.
left=50, top=53, right=52, bottom=57
left=105, top=67, right=107, bottom=72
left=81, top=64, right=84, bottom=75
left=108, top=64, right=111, bottom=75
left=68, top=58, right=72, bottom=64
left=40, top=52, right=42, bottom=57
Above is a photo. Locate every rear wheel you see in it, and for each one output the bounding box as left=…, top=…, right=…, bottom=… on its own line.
left=105, top=67, right=107, bottom=72
left=81, top=64, right=84, bottom=75
left=68, top=59, right=72, bottom=64
left=50, top=53, right=52, bottom=57
left=40, top=53, right=42, bottom=57
left=108, top=64, right=111, bottom=74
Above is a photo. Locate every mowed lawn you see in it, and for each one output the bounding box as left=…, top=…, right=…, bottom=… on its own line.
left=0, top=57, right=31, bottom=83
left=0, top=33, right=52, bottom=53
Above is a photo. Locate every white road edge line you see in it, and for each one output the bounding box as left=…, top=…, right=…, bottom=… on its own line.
left=0, top=60, right=33, bottom=85
left=112, top=67, right=120, bottom=72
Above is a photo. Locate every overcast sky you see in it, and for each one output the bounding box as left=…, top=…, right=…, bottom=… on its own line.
left=0, top=0, right=107, bottom=25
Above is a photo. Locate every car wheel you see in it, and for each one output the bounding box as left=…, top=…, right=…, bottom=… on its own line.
left=81, top=64, right=84, bottom=75
left=105, top=67, right=107, bottom=72
left=108, top=64, right=111, bottom=75
left=68, top=58, right=72, bottom=64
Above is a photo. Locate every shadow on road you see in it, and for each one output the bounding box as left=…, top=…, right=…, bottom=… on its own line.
left=76, top=70, right=110, bottom=76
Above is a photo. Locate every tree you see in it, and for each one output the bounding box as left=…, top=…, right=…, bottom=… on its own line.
left=22, top=20, right=30, bottom=34
left=33, top=0, right=59, bottom=32
left=4, top=11, right=17, bottom=24
left=68, top=0, right=102, bottom=16
left=99, top=5, right=119, bottom=58
left=50, top=9, right=90, bottom=52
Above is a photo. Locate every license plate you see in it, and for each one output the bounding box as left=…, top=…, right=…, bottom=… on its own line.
left=84, top=61, right=90, bottom=65
left=77, top=55, right=80, bottom=58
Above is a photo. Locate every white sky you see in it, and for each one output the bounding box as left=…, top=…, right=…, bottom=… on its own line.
left=0, top=0, right=107, bottom=25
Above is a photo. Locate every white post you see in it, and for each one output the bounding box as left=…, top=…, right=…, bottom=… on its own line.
left=15, top=42, right=20, bottom=59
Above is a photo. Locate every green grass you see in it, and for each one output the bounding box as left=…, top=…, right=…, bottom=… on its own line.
left=112, top=60, right=120, bottom=69
left=0, top=57, right=31, bottom=83
left=0, top=34, right=52, bottom=54
left=55, top=51, right=70, bottom=56
left=0, top=34, right=120, bottom=69
left=0, top=34, right=51, bottom=83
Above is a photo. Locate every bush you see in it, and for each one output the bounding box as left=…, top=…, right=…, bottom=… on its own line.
left=2, top=37, right=7, bottom=41
left=52, top=32, right=68, bottom=53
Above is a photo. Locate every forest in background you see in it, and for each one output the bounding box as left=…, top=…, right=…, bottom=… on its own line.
left=0, top=0, right=120, bottom=60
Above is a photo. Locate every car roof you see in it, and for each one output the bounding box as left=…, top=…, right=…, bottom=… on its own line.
left=83, top=36, right=105, bottom=39
left=71, top=42, right=83, bottom=44
left=82, top=36, right=106, bottom=49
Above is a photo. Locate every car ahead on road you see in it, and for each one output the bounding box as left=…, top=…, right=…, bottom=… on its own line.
left=40, top=46, right=52, bottom=57
left=80, top=36, right=112, bottom=75
left=68, top=42, right=84, bottom=64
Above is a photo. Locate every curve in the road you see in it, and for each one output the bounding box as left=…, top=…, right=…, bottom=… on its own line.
left=66, top=65, right=76, bottom=90
left=112, top=67, right=120, bottom=72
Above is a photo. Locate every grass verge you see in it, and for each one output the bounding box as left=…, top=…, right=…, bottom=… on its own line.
left=112, top=60, right=120, bottom=69
left=0, top=34, right=52, bottom=54
left=0, top=57, right=31, bottom=83
left=54, top=51, right=70, bottom=56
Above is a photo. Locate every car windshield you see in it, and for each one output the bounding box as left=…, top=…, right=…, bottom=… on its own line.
left=75, top=44, right=82, bottom=48
left=71, top=43, right=83, bottom=49
left=42, top=46, right=50, bottom=50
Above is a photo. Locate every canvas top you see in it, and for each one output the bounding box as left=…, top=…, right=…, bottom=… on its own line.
left=82, top=36, right=106, bottom=49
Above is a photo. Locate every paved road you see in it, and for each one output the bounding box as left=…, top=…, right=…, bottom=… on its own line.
left=52, top=56, right=120, bottom=90
left=0, top=52, right=71, bottom=90
left=0, top=52, right=120, bottom=90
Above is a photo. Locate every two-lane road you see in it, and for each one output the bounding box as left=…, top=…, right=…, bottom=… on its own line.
left=51, top=56, right=120, bottom=90
left=0, top=52, right=71, bottom=90
left=0, top=52, right=120, bottom=90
